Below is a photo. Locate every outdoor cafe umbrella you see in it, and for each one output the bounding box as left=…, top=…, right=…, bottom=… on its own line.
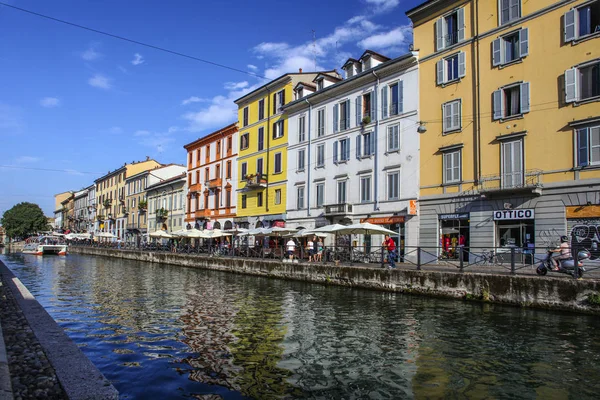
left=183, top=228, right=210, bottom=239
left=171, top=228, right=189, bottom=237
left=312, top=224, right=348, bottom=233
left=149, top=230, right=174, bottom=239
left=291, top=229, right=328, bottom=238
left=205, top=229, right=233, bottom=239
left=331, top=222, right=397, bottom=236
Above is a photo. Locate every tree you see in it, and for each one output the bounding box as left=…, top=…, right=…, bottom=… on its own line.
left=0, top=202, right=49, bottom=239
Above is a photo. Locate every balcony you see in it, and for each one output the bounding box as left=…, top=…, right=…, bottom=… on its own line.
left=478, top=169, right=543, bottom=197
left=97, top=215, right=105, bottom=221
left=103, top=199, right=112, bottom=208
left=324, top=203, right=354, bottom=216
left=245, top=173, right=268, bottom=189
left=156, top=208, right=168, bottom=219
left=206, top=177, right=222, bottom=190
left=127, top=223, right=143, bottom=231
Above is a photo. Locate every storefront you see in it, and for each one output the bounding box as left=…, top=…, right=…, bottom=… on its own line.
left=566, top=205, right=600, bottom=260
left=361, top=216, right=405, bottom=259
left=493, top=209, right=535, bottom=263
left=438, top=213, right=469, bottom=260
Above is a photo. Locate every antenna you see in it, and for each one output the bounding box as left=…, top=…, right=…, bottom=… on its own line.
left=311, top=30, right=317, bottom=70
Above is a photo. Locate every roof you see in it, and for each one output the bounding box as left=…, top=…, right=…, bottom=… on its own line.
left=313, top=73, right=342, bottom=83
left=359, top=49, right=391, bottom=62
left=342, top=58, right=359, bottom=67
left=183, top=122, right=238, bottom=150
left=294, top=81, right=317, bottom=91
left=145, top=172, right=186, bottom=191
left=405, top=0, right=456, bottom=19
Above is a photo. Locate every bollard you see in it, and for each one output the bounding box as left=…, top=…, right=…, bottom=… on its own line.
left=459, top=246, right=464, bottom=273
left=417, top=246, right=421, bottom=270
left=572, top=243, right=579, bottom=279
left=510, top=247, right=516, bottom=275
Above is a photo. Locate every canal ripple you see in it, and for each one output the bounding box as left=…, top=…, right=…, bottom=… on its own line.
left=2, top=253, right=600, bottom=399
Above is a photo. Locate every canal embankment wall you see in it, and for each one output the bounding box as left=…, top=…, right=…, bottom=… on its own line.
left=70, top=247, right=600, bottom=315
left=0, top=260, right=119, bottom=400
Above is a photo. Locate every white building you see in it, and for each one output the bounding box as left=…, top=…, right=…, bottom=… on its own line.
left=284, top=50, right=420, bottom=257
left=86, top=185, right=96, bottom=233
left=147, top=173, right=187, bottom=235
left=73, top=189, right=89, bottom=232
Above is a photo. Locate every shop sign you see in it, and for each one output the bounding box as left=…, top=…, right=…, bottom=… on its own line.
left=360, top=216, right=405, bottom=224
left=409, top=200, right=418, bottom=215
left=566, top=205, right=600, bottom=219
left=493, top=209, right=534, bottom=220
left=439, top=213, right=469, bottom=220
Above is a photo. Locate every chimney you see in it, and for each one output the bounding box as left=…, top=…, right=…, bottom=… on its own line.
left=299, top=68, right=303, bottom=73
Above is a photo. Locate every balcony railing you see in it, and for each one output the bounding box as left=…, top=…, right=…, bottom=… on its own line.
left=479, top=169, right=543, bottom=194
left=156, top=208, right=168, bottom=219
left=324, top=203, right=353, bottom=216
left=245, top=173, right=268, bottom=189
left=206, top=177, right=222, bottom=189
left=103, top=199, right=112, bottom=208
left=127, top=223, right=144, bottom=230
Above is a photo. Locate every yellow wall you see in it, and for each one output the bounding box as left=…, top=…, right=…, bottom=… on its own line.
left=412, top=0, right=600, bottom=197
left=54, top=191, right=72, bottom=211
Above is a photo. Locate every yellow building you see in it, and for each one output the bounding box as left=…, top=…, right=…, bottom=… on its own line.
left=94, top=158, right=161, bottom=239
left=53, top=191, right=72, bottom=230
left=233, top=71, right=332, bottom=228
left=407, top=0, right=600, bottom=258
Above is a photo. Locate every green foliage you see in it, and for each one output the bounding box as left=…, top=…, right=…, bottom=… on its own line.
left=587, top=292, right=600, bottom=306
left=0, top=202, right=49, bottom=239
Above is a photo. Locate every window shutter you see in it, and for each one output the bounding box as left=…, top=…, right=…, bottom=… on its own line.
left=272, top=93, right=277, bottom=114
left=381, top=87, right=388, bottom=118
left=272, top=122, right=277, bottom=139
left=519, top=28, right=529, bottom=57
left=577, top=128, right=589, bottom=167
left=493, top=89, right=503, bottom=120
left=443, top=103, right=451, bottom=132
left=564, top=9, right=576, bottom=43
left=520, top=82, right=530, bottom=113
left=457, top=8, right=465, bottom=42
left=458, top=52, right=466, bottom=78
left=454, top=101, right=461, bottom=129
left=443, top=153, right=450, bottom=183
left=333, top=141, right=338, bottom=163
left=492, top=38, right=502, bottom=67
left=369, top=132, right=376, bottom=155
left=453, top=151, right=460, bottom=181
left=345, top=138, right=350, bottom=160
left=435, top=17, right=444, bottom=51
left=333, top=103, right=339, bottom=133
left=436, top=60, right=444, bottom=85
left=398, top=81, right=404, bottom=114
left=356, top=135, right=361, bottom=159
left=356, top=96, right=362, bottom=126
left=281, top=91, right=285, bottom=107
left=565, top=68, right=578, bottom=103
left=345, top=99, right=351, bottom=129
left=371, top=92, right=377, bottom=121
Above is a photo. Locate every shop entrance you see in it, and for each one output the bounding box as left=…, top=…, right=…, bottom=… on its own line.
left=439, top=213, right=469, bottom=261
left=495, top=220, right=535, bottom=264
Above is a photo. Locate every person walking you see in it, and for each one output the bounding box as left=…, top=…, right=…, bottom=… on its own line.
left=306, top=237, right=314, bottom=262
left=316, top=238, right=324, bottom=262
left=286, top=238, right=296, bottom=261
left=383, top=235, right=397, bottom=269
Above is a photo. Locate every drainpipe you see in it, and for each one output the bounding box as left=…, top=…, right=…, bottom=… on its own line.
left=304, top=98, right=312, bottom=218
left=266, top=87, right=272, bottom=216
left=475, top=0, right=482, bottom=184
left=371, top=70, right=381, bottom=212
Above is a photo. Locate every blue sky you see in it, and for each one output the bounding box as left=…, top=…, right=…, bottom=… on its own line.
left=0, top=0, right=418, bottom=217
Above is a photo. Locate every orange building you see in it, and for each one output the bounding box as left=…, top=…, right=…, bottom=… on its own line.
left=184, top=123, right=238, bottom=230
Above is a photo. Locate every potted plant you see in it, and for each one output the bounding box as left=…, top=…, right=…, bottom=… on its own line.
left=361, top=115, right=371, bottom=125
left=138, top=200, right=147, bottom=211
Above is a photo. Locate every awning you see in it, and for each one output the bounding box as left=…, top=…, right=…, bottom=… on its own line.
left=262, top=214, right=286, bottom=222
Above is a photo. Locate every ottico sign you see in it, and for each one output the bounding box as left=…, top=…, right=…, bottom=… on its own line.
left=493, top=209, right=534, bottom=220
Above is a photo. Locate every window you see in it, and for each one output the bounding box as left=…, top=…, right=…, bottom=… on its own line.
left=435, top=8, right=465, bottom=50
left=316, top=144, right=325, bottom=167
left=273, top=90, right=285, bottom=113
left=240, top=133, right=249, bottom=150
left=337, top=180, right=347, bottom=203
left=360, top=176, right=371, bottom=203
left=499, top=0, right=521, bottom=25
left=257, top=192, right=263, bottom=207
left=274, top=152, right=282, bottom=173
left=241, top=162, right=247, bottom=179
left=317, top=108, right=325, bottom=137
left=275, top=189, right=282, bottom=205
left=493, top=83, right=530, bottom=120
left=298, top=116, right=306, bottom=142
left=205, top=168, right=209, bottom=183
left=226, top=161, right=232, bottom=179
left=436, top=52, right=466, bottom=85
left=387, top=171, right=400, bottom=200
left=256, top=158, right=263, bottom=175
left=297, top=186, right=305, bottom=209
left=333, top=138, right=351, bottom=163
left=565, top=1, right=600, bottom=42
left=297, top=149, right=305, bottom=171
left=565, top=61, right=600, bottom=103
left=501, top=139, right=524, bottom=188
left=492, top=28, right=529, bottom=67
left=258, top=127, right=264, bottom=151
left=443, top=150, right=461, bottom=184
left=215, top=164, right=220, bottom=179
left=205, top=145, right=210, bottom=163
left=334, top=100, right=351, bottom=132
left=258, top=99, right=265, bottom=120
left=360, top=92, right=373, bottom=122
left=317, top=79, right=324, bottom=90
left=225, top=190, right=231, bottom=208
left=442, top=100, right=462, bottom=133
left=387, top=125, right=400, bottom=151
left=216, top=141, right=221, bottom=157
left=316, top=183, right=324, bottom=207
left=241, top=194, right=247, bottom=209
left=382, top=81, right=403, bottom=117
left=273, top=120, right=284, bottom=139
left=576, top=124, right=600, bottom=166
left=243, top=107, right=249, bottom=127
left=227, top=136, right=233, bottom=152
left=356, top=132, right=375, bottom=158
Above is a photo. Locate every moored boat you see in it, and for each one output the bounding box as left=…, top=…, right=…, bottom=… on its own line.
left=22, top=235, right=68, bottom=255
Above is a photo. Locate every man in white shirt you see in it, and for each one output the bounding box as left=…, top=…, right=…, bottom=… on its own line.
left=307, top=238, right=314, bottom=262
left=286, top=238, right=296, bottom=260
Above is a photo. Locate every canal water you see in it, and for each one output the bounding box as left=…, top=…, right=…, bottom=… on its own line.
left=2, top=253, right=600, bottom=399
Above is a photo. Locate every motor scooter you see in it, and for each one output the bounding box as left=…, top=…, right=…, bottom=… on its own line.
left=536, top=248, right=590, bottom=277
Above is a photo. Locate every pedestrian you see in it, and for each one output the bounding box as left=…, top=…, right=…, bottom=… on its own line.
left=307, top=237, right=314, bottom=262
left=383, top=235, right=397, bottom=269
left=316, top=238, right=324, bottom=262
left=286, top=238, right=296, bottom=260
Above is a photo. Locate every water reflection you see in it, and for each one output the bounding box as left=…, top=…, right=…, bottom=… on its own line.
left=1, top=253, right=600, bottom=399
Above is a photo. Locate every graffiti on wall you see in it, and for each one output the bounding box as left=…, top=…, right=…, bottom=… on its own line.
left=538, top=228, right=563, bottom=248
left=569, top=218, right=600, bottom=260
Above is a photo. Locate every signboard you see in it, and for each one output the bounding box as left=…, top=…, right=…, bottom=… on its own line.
left=360, top=216, right=405, bottom=224
left=566, top=205, right=600, bottom=218
left=493, top=209, right=534, bottom=220
left=409, top=200, right=418, bottom=215
left=439, top=213, right=469, bottom=220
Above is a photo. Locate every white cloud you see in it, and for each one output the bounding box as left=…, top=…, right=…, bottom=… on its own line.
left=136, top=126, right=180, bottom=153
left=109, top=126, right=123, bottom=134
left=247, top=64, right=258, bottom=71
left=88, top=74, right=112, bottom=90
left=358, top=25, right=412, bottom=51
left=134, top=130, right=150, bottom=136
left=40, top=97, right=61, bottom=108
left=82, top=47, right=101, bottom=61
left=181, top=96, right=209, bottom=106
left=363, top=0, right=400, bottom=13
left=224, top=81, right=249, bottom=90
left=131, top=53, right=145, bottom=66
left=15, top=156, right=40, bottom=163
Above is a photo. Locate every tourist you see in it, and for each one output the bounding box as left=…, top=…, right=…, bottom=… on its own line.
left=307, top=237, right=314, bottom=262
left=383, top=235, right=397, bottom=269
left=286, top=238, right=296, bottom=260
left=316, top=238, right=324, bottom=262
left=551, top=235, right=571, bottom=270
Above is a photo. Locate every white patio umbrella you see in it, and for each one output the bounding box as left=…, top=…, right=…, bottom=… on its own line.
left=205, top=229, right=233, bottom=239
left=312, top=224, right=348, bottom=233
left=171, top=228, right=189, bottom=237
left=149, top=230, right=174, bottom=239
left=224, top=227, right=248, bottom=235
left=240, top=228, right=271, bottom=237
left=184, top=228, right=211, bottom=239
left=292, top=229, right=328, bottom=238
left=332, top=222, right=397, bottom=235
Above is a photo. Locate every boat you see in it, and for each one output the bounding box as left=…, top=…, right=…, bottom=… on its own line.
left=22, top=235, right=68, bottom=255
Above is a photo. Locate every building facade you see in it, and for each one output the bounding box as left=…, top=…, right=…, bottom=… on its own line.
left=60, top=194, right=75, bottom=231
left=147, top=173, right=187, bottom=234
left=234, top=70, right=338, bottom=229
left=86, top=185, right=96, bottom=233
left=73, top=189, right=89, bottom=232
left=285, top=51, right=420, bottom=254
left=53, top=191, right=72, bottom=230
left=407, top=0, right=600, bottom=261
left=184, top=123, right=238, bottom=230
